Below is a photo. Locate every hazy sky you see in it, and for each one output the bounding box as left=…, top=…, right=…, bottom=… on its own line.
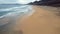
left=0, top=0, right=40, bottom=4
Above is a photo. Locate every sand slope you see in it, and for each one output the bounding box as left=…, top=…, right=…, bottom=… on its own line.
left=17, top=6, right=60, bottom=34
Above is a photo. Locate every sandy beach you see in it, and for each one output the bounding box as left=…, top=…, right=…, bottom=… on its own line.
left=15, top=5, right=60, bottom=34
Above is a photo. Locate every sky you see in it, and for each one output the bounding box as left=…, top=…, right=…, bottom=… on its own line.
left=0, top=0, right=40, bottom=4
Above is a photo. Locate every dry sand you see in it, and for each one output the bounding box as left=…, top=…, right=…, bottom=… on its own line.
left=16, top=5, right=60, bottom=34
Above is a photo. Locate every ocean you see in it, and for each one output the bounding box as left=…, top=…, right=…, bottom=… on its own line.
left=0, top=4, right=33, bottom=26
left=0, top=4, right=32, bottom=16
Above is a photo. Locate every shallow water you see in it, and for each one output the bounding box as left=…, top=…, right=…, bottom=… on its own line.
left=0, top=4, right=33, bottom=34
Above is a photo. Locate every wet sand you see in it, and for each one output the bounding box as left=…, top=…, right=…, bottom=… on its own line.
left=16, top=5, right=60, bottom=34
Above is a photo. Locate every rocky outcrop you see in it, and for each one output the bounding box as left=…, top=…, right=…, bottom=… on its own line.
left=29, top=0, right=60, bottom=7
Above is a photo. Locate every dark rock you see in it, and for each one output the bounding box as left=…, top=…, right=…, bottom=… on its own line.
left=29, top=0, right=60, bottom=7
